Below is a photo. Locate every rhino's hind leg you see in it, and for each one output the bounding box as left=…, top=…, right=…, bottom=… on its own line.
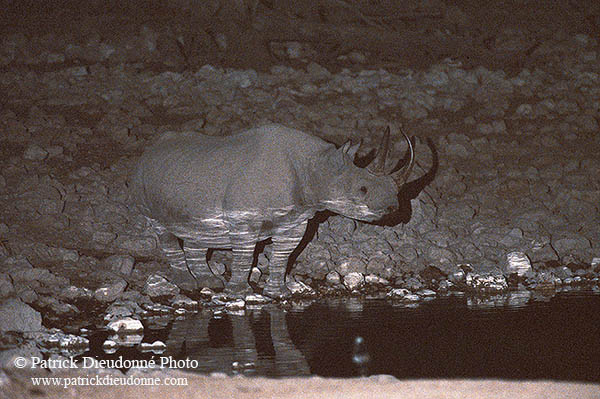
left=263, top=221, right=307, bottom=299
left=154, top=230, right=198, bottom=291
left=224, top=230, right=258, bottom=297
left=182, top=242, right=224, bottom=290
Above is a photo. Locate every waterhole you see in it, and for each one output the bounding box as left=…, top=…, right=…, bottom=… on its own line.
left=81, top=290, right=600, bottom=382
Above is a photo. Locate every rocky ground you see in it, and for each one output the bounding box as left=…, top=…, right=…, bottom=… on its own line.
left=0, top=0, right=599, bottom=395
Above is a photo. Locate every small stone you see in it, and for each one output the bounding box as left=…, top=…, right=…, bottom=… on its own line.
left=225, top=299, right=245, bottom=310
left=417, top=289, right=436, bottom=297
left=170, top=294, right=199, bottom=310
left=504, top=251, right=532, bottom=277
left=386, top=288, right=409, bottom=298
left=102, top=339, right=118, bottom=353
left=23, top=144, right=48, bottom=161
left=249, top=267, right=261, bottom=284
left=287, top=280, right=315, bottom=296
left=46, top=145, right=64, bottom=157
left=139, top=341, right=166, bottom=353
left=326, top=271, right=341, bottom=285
left=245, top=294, right=269, bottom=304
left=403, top=293, right=421, bottom=302
left=106, top=317, right=143, bottom=333
left=143, top=274, right=180, bottom=298
left=343, top=272, right=364, bottom=291
left=404, top=277, right=423, bottom=291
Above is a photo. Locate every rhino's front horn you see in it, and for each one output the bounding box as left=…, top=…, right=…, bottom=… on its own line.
left=366, top=126, right=392, bottom=176
left=391, top=128, right=414, bottom=186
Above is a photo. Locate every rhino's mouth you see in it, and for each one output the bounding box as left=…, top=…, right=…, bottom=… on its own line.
left=322, top=200, right=387, bottom=221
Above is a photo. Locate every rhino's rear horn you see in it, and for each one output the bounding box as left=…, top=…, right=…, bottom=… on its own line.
left=366, top=126, right=391, bottom=176
left=391, top=128, right=414, bottom=186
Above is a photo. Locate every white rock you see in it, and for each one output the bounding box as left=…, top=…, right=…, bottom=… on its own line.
left=287, top=280, right=315, bottom=295
left=107, top=317, right=143, bottom=333
left=225, top=299, right=246, bottom=310
left=343, top=272, right=364, bottom=291
left=140, top=341, right=166, bottom=353
left=386, top=288, right=409, bottom=298
left=505, top=252, right=532, bottom=276
left=403, top=294, right=421, bottom=302
left=245, top=294, right=269, bottom=304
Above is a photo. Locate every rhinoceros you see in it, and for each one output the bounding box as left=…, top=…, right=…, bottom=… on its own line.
left=131, top=124, right=413, bottom=298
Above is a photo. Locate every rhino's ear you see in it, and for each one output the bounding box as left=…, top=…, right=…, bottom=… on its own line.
left=340, top=140, right=361, bottom=163
left=342, top=140, right=361, bottom=160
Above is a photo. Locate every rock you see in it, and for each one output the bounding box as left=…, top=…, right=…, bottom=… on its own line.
left=403, top=293, right=421, bottom=302
left=94, top=278, right=128, bottom=302
left=107, top=317, right=143, bottom=333
left=404, top=277, right=423, bottom=291
left=23, top=144, right=48, bottom=161
left=386, top=288, right=409, bottom=298
left=343, top=272, right=364, bottom=291
left=0, top=273, right=15, bottom=298
left=170, top=294, right=199, bottom=310
left=504, top=252, right=532, bottom=277
left=249, top=267, right=262, bottom=284
left=103, top=339, right=118, bottom=353
left=245, top=294, right=269, bottom=305
left=0, top=298, right=43, bottom=332
left=553, top=266, right=573, bottom=280
left=326, top=271, right=341, bottom=285
left=465, top=272, right=508, bottom=292
left=139, top=341, right=166, bottom=354
left=552, top=235, right=592, bottom=254
left=225, top=299, right=245, bottom=310
left=143, top=274, right=180, bottom=298
left=592, top=257, right=600, bottom=271
left=0, top=343, right=44, bottom=370
left=287, top=280, right=315, bottom=296
left=417, top=289, right=436, bottom=297
left=104, top=254, right=135, bottom=275
left=336, top=258, right=367, bottom=276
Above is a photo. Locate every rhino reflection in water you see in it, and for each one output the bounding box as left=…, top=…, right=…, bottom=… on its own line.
left=164, top=306, right=310, bottom=376
left=131, top=124, right=414, bottom=297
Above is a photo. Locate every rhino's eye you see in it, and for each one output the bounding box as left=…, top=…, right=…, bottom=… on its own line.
left=360, top=186, right=368, bottom=194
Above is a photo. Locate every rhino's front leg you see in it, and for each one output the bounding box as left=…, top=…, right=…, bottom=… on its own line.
left=263, top=220, right=307, bottom=298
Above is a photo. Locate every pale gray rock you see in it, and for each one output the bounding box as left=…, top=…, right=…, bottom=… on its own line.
left=326, top=270, right=341, bottom=285
left=23, top=144, right=48, bottom=161
left=0, top=298, right=43, bottom=332
left=94, top=278, right=128, bottom=302
left=104, top=254, right=135, bottom=275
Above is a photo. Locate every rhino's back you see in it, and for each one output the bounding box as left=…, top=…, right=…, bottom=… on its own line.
left=131, top=124, right=330, bottom=224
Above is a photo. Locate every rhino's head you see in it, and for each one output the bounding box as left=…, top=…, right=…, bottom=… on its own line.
left=317, top=127, right=414, bottom=222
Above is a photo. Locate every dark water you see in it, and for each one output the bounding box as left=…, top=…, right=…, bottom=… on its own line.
left=83, top=290, right=600, bottom=382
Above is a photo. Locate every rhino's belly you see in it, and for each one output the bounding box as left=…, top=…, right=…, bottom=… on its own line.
left=163, top=216, right=232, bottom=248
